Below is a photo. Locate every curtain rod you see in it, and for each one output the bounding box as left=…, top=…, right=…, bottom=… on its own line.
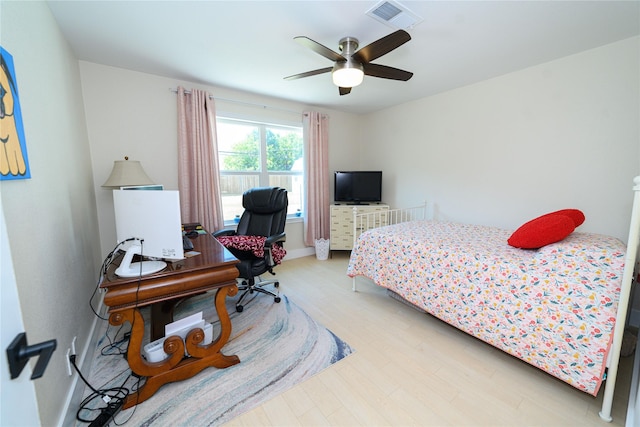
left=170, top=88, right=301, bottom=115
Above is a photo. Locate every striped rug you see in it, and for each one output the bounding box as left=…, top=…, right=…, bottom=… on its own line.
left=76, top=292, right=354, bottom=426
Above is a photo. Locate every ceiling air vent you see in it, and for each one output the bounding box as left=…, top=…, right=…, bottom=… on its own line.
left=366, top=0, right=423, bottom=30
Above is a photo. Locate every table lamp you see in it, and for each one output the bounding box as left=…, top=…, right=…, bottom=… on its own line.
left=102, top=156, right=155, bottom=188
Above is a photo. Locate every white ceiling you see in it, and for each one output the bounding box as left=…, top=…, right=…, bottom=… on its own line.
left=47, top=0, right=640, bottom=114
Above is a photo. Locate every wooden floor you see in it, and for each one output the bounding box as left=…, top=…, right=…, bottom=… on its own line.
left=227, top=252, right=633, bottom=426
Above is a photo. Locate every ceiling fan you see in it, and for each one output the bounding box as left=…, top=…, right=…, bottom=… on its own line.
left=284, top=29, right=413, bottom=96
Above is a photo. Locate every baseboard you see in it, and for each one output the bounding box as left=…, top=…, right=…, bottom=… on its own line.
left=283, top=246, right=316, bottom=260
left=57, top=293, right=106, bottom=427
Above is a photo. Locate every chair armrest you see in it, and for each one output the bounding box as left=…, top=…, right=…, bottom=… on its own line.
left=265, top=232, right=286, bottom=246
left=212, top=229, right=237, bottom=238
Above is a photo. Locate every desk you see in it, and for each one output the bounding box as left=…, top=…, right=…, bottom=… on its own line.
left=100, top=233, right=239, bottom=408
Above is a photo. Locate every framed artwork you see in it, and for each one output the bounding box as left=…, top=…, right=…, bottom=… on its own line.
left=1, top=46, right=31, bottom=180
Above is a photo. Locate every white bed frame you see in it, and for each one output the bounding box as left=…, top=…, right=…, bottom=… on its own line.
left=351, top=176, right=640, bottom=423
left=351, top=202, right=428, bottom=293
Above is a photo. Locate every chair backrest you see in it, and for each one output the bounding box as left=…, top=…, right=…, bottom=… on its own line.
left=236, top=187, right=288, bottom=237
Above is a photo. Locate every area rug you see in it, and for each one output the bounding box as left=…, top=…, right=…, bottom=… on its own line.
left=75, top=292, right=354, bottom=426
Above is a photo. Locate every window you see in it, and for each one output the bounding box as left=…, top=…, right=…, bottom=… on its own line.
left=216, top=117, right=304, bottom=222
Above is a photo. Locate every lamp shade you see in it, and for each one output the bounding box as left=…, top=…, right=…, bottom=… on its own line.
left=332, top=61, right=364, bottom=88
left=102, top=159, right=155, bottom=188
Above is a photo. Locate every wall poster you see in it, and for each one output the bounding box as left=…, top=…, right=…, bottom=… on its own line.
left=1, top=46, right=31, bottom=180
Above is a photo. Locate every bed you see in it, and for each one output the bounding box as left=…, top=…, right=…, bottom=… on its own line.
left=347, top=176, right=640, bottom=423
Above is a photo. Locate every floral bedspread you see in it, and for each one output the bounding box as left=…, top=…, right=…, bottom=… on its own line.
left=216, top=235, right=286, bottom=264
left=347, top=221, right=626, bottom=395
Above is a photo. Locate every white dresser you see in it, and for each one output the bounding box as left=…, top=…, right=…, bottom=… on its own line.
left=329, top=203, right=389, bottom=251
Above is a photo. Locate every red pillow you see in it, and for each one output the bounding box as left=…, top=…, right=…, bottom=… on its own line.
left=508, top=214, right=575, bottom=249
left=540, top=209, right=585, bottom=227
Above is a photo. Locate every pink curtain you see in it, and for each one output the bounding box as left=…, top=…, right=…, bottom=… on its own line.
left=176, top=86, right=224, bottom=233
left=303, top=111, right=330, bottom=246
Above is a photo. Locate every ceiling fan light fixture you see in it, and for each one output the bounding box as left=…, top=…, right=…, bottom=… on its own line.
left=287, top=30, right=412, bottom=94
left=332, top=61, right=364, bottom=88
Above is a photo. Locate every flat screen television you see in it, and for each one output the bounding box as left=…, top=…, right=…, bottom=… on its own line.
left=334, top=171, right=382, bottom=204
left=112, top=190, right=184, bottom=277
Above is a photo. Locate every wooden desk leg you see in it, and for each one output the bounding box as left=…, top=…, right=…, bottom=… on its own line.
left=118, top=283, right=240, bottom=409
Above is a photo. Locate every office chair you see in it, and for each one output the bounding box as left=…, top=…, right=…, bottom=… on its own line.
left=213, top=187, right=288, bottom=312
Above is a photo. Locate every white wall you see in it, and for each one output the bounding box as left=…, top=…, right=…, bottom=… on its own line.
left=3, top=5, right=636, bottom=422
left=78, top=62, right=362, bottom=258
left=361, top=36, right=639, bottom=243
left=0, top=2, right=102, bottom=424
left=78, top=36, right=640, bottom=260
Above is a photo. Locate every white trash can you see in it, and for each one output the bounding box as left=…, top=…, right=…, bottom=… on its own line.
left=314, top=238, right=330, bottom=261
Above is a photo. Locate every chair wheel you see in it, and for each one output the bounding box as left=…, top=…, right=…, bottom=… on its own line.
left=274, top=296, right=281, bottom=303
left=236, top=305, right=244, bottom=312
left=274, top=282, right=280, bottom=288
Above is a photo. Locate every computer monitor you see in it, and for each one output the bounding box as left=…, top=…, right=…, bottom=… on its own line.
left=112, top=190, right=184, bottom=277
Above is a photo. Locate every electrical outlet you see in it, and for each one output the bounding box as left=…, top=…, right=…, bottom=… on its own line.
left=65, top=348, right=72, bottom=376
left=65, top=336, right=77, bottom=377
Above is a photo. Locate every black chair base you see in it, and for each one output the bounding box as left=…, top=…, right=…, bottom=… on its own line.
left=235, top=277, right=281, bottom=312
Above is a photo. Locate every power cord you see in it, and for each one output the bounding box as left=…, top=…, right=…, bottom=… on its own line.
left=101, top=328, right=131, bottom=357
left=80, top=239, right=149, bottom=424
left=75, top=238, right=150, bottom=425
left=70, top=352, right=128, bottom=425
left=90, top=238, right=138, bottom=321
left=87, top=400, right=124, bottom=427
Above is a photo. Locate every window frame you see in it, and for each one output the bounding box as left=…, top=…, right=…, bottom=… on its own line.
left=216, top=115, right=304, bottom=224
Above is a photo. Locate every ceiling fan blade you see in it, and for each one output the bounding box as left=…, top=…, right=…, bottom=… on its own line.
left=294, top=36, right=346, bottom=62
left=284, top=67, right=333, bottom=81
left=339, top=87, right=352, bottom=96
left=363, top=63, right=413, bottom=81
left=352, top=30, right=411, bottom=64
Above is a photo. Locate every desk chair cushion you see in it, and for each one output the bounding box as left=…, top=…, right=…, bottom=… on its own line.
left=216, top=235, right=286, bottom=264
